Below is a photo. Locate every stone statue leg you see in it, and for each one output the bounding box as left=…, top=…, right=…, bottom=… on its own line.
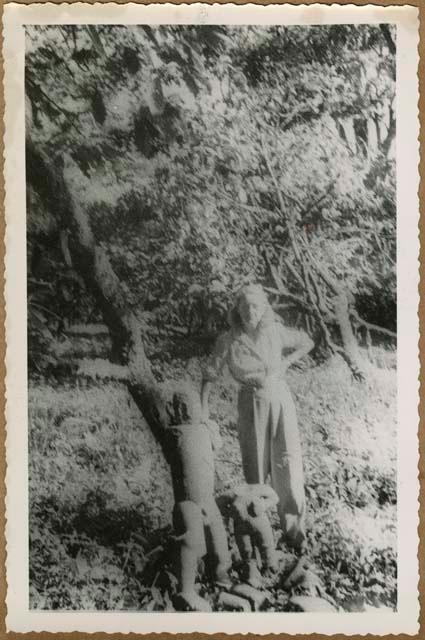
left=251, top=512, right=278, bottom=573
left=203, top=500, right=231, bottom=586
left=172, top=500, right=212, bottom=612
left=229, top=489, right=280, bottom=587
left=234, top=526, right=261, bottom=587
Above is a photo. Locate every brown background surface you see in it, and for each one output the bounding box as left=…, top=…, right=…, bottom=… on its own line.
left=1, top=0, right=422, bottom=638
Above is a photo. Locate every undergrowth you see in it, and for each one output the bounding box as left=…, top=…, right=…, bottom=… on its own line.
left=29, top=343, right=396, bottom=612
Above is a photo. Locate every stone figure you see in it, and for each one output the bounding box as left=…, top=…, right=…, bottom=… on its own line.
left=162, top=383, right=231, bottom=611
left=219, top=483, right=279, bottom=588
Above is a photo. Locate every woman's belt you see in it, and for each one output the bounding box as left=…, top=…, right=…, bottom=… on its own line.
left=238, top=372, right=284, bottom=392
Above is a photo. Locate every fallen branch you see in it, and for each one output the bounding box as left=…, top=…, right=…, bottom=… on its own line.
left=263, top=250, right=310, bottom=312
left=264, top=286, right=310, bottom=313
left=350, top=310, right=397, bottom=340
left=211, top=188, right=276, bottom=220
left=298, top=231, right=340, bottom=296
left=283, top=257, right=305, bottom=290
left=298, top=178, right=338, bottom=225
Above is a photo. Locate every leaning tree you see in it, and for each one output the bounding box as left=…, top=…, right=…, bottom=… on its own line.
left=26, top=24, right=397, bottom=454
left=26, top=24, right=237, bottom=456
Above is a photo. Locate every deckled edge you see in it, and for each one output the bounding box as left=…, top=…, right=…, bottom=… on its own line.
left=0, top=2, right=420, bottom=14
left=0, top=1, right=422, bottom=637
left=417, top=0, right=424, bottom=636
left=1, top=2, right=6, bottom=640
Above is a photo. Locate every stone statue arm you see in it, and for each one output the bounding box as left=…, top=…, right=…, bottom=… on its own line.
left=200, top=378, right=212, bottom=422
left=254, top=484, right=279, bottom=511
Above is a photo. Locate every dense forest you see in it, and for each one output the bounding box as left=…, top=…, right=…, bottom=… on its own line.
left=27, top=24, right=397, bottom=612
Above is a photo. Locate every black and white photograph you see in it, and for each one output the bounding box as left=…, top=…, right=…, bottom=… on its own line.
left=3, top=2, right=420, bottom=634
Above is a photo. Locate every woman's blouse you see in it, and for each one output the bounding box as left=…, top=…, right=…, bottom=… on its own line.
left=204, top=321, right=308, bottom=385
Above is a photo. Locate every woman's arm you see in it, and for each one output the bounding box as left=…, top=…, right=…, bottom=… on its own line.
left=281, top=327, right=314, bottom=372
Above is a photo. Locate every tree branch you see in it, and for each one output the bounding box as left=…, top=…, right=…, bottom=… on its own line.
left=298, top=178, right=338, bottom=225
left=382, top=104, right=396, bottom=157
left=207, top=188, right=276, bottom=219
left=350, top=310, right=397, bottom=340
left=260, top=135, right=304, bottom=264
left=379, top=25, right=396, bottom=55
left=298, top=230, right=340, bottom=296
left=282, top=257, right=305, bottom=290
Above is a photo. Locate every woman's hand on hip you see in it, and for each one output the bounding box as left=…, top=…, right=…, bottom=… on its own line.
left=243, top=371, right=266, bottom=388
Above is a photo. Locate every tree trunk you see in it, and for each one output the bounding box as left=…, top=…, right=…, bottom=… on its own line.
left=379, top=24, right=396, bottom=55
left=26, top=141, right=172, bottom=458
left=333, top=290, right=365, bottom=380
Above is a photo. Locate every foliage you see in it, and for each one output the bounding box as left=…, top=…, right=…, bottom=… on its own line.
left=26, top=24, right=396, bottom=360
left=29, top=334, right=396, bottom=611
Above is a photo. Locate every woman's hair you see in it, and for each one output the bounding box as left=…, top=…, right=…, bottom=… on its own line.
left=228, top=283, right=275, bottom=331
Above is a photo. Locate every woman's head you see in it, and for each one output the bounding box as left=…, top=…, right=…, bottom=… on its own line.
left=230, top=284, right=273, bottom=333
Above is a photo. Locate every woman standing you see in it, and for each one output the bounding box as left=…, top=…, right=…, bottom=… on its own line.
left=201, top=284, right=314, bottom=551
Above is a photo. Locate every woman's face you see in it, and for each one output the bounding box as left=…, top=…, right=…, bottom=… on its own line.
left=238, top=293, right=266, bottom=332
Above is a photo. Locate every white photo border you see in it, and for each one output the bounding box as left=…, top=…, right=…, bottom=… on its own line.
left=3, top=2, right=420, bottom=635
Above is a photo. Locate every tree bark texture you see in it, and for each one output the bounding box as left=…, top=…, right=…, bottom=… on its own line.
left=26, top=140, right=172, bottom=457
